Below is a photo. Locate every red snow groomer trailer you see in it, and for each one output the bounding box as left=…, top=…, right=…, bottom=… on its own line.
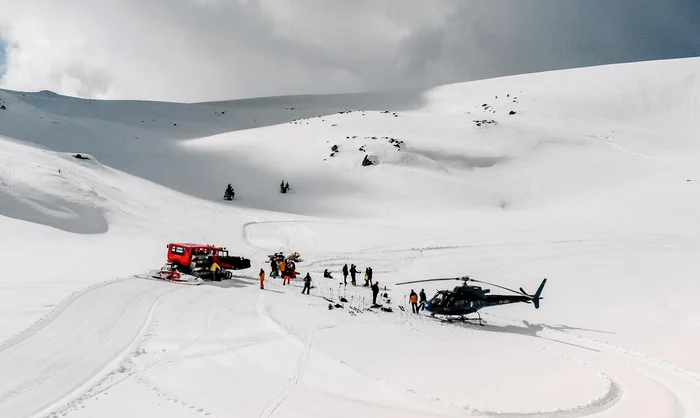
left=153, top=243, right=251, bottom=284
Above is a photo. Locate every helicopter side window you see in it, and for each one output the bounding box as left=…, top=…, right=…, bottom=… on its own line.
left=454, top=299, right=467, bottom=308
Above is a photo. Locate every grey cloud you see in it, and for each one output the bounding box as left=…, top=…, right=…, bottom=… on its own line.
left=59, top=62, right=113, bottom=98
left=0, top=0, right=698, bottom=101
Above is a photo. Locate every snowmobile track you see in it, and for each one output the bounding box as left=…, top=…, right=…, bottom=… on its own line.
left=0, top=275, right=131, bottom=352
left=0, top=278, right=179, bottom=418
left=257, top=292, right=317, bottom=418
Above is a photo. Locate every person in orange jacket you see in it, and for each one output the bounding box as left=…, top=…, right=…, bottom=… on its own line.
left=409, top=289, right=419, bottom=314
left=259, top=268, right=265, bottom=289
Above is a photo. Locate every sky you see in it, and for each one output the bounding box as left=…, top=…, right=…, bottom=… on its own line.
left=0, top=0, right=698, bottom=102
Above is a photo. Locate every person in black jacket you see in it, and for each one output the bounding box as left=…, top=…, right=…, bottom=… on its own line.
left=367, top=266, right=373, bottom=286
left=302, top=273, right=312, bottom=294
left=350, top=264, right=357, bottom=286
left=270, top=259, right=278, bottom=278
left=419, top=289, right=427, bottom=311
left=371, top=281, right=380, bottom=305
left=342, top=264, right=349, bottom=285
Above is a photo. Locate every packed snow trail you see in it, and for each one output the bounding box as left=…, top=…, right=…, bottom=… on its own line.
left=0, top=278, right=177, bottom=418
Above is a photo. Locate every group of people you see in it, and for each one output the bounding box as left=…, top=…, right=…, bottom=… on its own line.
left=280, top=180, right=290, bottom=193
left=408, top=289, right=427, bottom=314
left=269, top=257, right=297, bottom=284
left=259, top=265, right=312, bottom=294
left=339, top=264, right=380, bottom=304
left=339, top=264, right=374, bottom=287
left=259, top=261, right=427, bottom=313
left=262, top=255, right=311, bottom=294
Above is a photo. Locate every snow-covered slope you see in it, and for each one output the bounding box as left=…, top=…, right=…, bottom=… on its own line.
left=0, top=57, right=699, bottom=418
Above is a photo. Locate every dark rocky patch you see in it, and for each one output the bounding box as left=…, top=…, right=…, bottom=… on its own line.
left=386, top=137, right=404, bottom=149
left=73, top=154, right=90, bottom=160
left=330, top=144, right=339, bottom=157
left=473, top=119, right=497, bottom=127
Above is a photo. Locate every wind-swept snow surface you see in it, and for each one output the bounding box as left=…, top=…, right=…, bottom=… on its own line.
left=1, top=57, right=700, bottom=417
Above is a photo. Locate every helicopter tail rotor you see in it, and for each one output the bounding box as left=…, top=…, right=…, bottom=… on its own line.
left=520, top=278, right=547, bottom=309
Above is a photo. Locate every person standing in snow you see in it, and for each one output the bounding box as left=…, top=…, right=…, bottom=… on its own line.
left=209, top=256, right=221, bottom=281
left=371, top=281, right=380, bottom=305
left=419, top=289, right=427, bottom=311
left=278, top=259, right=286, bottom=281
left=302, top=272, right=312, bottom=294
left=342, top=264, right=349, bottom=285
left=259, top=268, right=265, bottom=289
left=283, top=265, right=291, bottom=285
left=270, top=259, right=278, bottom=278
left=350, top=264, right=357, bottom=286
left=367, top=266, right=373, bottom=286
left=288, top=260, right=296, bottom=278
left=409, top=290, right=419, bottom=314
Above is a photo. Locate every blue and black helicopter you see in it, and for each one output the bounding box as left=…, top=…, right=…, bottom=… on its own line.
left=396, top=276, right=547, bottom=325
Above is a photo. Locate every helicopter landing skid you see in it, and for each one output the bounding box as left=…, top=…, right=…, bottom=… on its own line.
left=435, top=311, right=485, bottom=326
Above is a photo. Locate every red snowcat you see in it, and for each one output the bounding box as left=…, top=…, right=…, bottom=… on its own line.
left=153, top=243, right=251, bottom=284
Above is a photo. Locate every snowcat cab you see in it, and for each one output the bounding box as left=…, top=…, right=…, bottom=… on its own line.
left=211, top=246, right=251, bottom=270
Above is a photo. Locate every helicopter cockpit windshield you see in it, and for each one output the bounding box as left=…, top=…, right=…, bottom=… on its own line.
left=430, top=291, right=447, bottom=305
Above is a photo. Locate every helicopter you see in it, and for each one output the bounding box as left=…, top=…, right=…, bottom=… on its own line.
left=395, top=276, right=547, bottom=326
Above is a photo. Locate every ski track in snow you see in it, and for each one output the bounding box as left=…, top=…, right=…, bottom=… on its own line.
left=256, top=292, right=316, bottom=418
left=0, top=278, right=179, bottom=418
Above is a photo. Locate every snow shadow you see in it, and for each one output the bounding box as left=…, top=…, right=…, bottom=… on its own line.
left=203, top=276, right=254, bottom=288
left=405, top=148, right=506, bottom=170
left=451, top=319, right=614, bottom=352
left=0, top=189, right=108, bottom=234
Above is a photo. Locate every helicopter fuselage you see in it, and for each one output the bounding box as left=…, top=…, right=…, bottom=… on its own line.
left=424, top=289, right=531, bottom=316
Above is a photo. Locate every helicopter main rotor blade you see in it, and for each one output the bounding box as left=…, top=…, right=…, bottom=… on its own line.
left=468, top=278, right=528, bottom=297
left=395, top=277, right=465, bottom=286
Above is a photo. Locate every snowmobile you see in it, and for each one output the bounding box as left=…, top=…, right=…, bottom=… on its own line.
left=152, top=263, right=204, bottom=285
left=267, top=250, right=302, bottom=263
left=267, top=251, right=285, bottom=263
left=287, top=251, right=302, bottom=262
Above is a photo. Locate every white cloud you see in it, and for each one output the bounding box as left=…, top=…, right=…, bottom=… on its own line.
left=0, top=0, right=697, bottom=102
